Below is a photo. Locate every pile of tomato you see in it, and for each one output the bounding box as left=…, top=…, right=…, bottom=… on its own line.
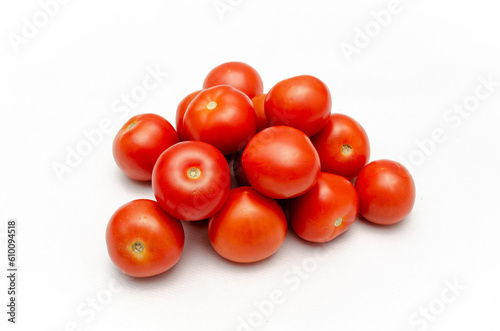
left=106, top=62, right=416, bottom=277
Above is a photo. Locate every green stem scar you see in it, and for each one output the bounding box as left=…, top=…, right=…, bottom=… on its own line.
left=334, top=218, right=343, bottom=227
left=342, top=144, right=352, bottom=155
left=187, top=167, right=201, bottom=179
left=131, top=241, right=144, bottom=254
left=207, top=101, right=217, bottom=110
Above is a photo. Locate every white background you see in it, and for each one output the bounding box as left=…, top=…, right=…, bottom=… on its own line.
left=1, top=0, right=500, bottom=330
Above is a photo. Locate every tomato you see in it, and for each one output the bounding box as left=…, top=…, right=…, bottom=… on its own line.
left=152, top=141, right=231, bottom=221
left=175, top=90, right=201, bottom=141
left=105, top=199, right=184, bottom=277
left=242, top=126, right=321, bottom=199
left=183, top=85, right=257, bottom=155
left=203, top=61, right=263, bottom=99
left=290, top=173, right=358, bottom=242
left=232, top=150, right=250, bottom=186
left=265, top=75, right=331, bottom=136
left=251, top=94, right=270, bottom=132
left=311, top=113, right=370, bottom=180
left=355, top=160, right=416, bottom=225
left=208, top=186, right=287, bottom=263
left=112, top=113, right=179, bottom=181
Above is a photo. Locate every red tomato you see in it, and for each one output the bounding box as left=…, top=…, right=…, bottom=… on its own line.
left=112, top=113, right=179, bottom=181
left=152, top=141, right=231, bottom=221
left=290, top=173, right=358, bottom=242
left=232, top=150, right=250, bottom=186
left=203, top=61, right=263, bottom=99
left=242, top=126, right=321, bottom=199
left=175, top=90, right=201, bottom=141
left=208, top=186, right=287, bottom=263
left=251, top=94, right=270, bottom=132
left=105, top=199, right=184, bottom=277
left=183, top=85, right=257, bottom=155
left=265, top=75, right=331, bottom=136
left=311, top=113, right=370, bottom=180
left=355, top=160, right=416, bottom=225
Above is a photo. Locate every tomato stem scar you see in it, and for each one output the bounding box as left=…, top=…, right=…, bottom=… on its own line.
left=131, top=241, right=144, bottom=254
left=127, top=122, right=137, bottom=130
left=187, top=167, right=201, bottom=179
left=334, top=218, right=343, bottom=227
left=207, top=101, right=217, bottom=110
left=341, top=144, right=352, bottom=155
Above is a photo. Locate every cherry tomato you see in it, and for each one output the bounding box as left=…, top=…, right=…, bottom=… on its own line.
left=355, top=160, right=416, bottom=225
left=112, top=113, right=179, bottom=181
left=183, top=85, right=257, bottom=155
left=232, top=150, right=250, bottom=186
left=242, top=126, right=321, bottom=199
left=208, top=186, right=287, bottom=263
left=175, top=90, right=201, bottom=141
left=251, top=94, right=270, bottom=132
left=290, top=173, right=358, bottom=242
left=203, top=61, right=263, bottom=99
left=311, top=113, right=370, bottom=180
left=106, top=199, right=184, bottom=277
left=265, top=75, right=331, bottom=136
left=152, top=141, right=231, bottom=221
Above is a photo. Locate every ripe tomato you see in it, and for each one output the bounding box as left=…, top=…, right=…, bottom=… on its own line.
left=251, top=94, right=270, bottom=132
left=183, top=85, right=257, bottom=155
left=208, top=186, right=287, bottom=263
left=242, top=126, right=321, bottom=199
left=355, top=160, right=416, bottom=225
left=311, top=113, right=370, bottom=180
left=290, top=173, right=358, bottom=243
left=203, top=61, right=263, bottom=99
left=175, top=90, right=201, bottom=141
left=105, top=199, right=184, bottom=277
left=265, top=75, right=331, bottom=136
left=112, top=113, right=179, bottom=181
left=152, top=141, right=231, bottom=221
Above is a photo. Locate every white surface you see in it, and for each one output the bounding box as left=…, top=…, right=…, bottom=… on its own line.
left=1, top=0, right=500, bottom=330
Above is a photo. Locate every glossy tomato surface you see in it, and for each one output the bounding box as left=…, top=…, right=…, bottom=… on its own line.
left=355, top=160, right=416, bottom=225
left=183, top=85, right=257, bottom=155
left=208, top=186, right=287, bottom=263
left=106, top=199, right=185, bottom=277
left=112, top=113, right=179, bottom=181
left=242, top=126, right=321, bottom=199
left=311, top=113, right=370, bottom=180
left=251, top=93, right=270, bottom=132
left=290, top=173, right=358, bottom=243
left=152, top=141, right=231, bottom=221
left=265, top=75, right=331, bottom=136
left=175, top=90, right=201, bottom=141
left=203, top=61, right=263, bottom=99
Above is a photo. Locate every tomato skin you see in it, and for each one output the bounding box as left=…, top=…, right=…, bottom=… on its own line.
left=105, top=199, right=184, bottom=277
left=152, top=141, right=231, bottom=221
left=355, top=160, right=416, bottom=225
left=183, top=85, right=257, bottom=155
left=265, top=75, right=331, bottom=136
left=242, top=126, right=321, bottom=199
left=175, top=90, right=201, bottom=141
left=232, top=150, right=250, bottom=186
left=112, top=113, right=179, bottom=181
left=208, top=186, right=287, bottom=263
left=203, top=62, right=263, bottom=99
left=251, top=94, right=270, bottom=132
left=290, top=173, right=358, bottom=243
left=311, top=113, right=370, bottom=180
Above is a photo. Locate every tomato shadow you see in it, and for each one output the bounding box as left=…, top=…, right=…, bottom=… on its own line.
left=356, top=214, right=410, bottom=233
